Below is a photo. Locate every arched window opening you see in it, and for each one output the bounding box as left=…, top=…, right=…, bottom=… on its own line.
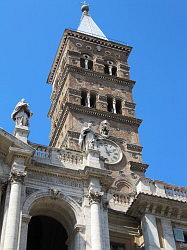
left=104, top=61, right=117, bottom=76
left=81, top=90, right=87, bottom=106
left=90, top=92, right=96, bottom=108
left=107, top=96, right=113, bottom=112
left=27, top=216, right=68, bottom=250
left=116, top=99, right=122, bottom=114
left=80, top=54, right=93, bottom=70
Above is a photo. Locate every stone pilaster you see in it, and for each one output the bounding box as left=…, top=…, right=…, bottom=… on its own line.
left=89, top=178, right=104, bottom=250
left=19, top=214, right=31, bottom=250
left=161, top=218, right=176, bottom=250
left=142, top=214, right=160, bottom=250
left=3, top=168, right=26, bottom=250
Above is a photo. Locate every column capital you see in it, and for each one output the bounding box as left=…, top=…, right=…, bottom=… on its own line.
left=22, top=214, right=31, bottom=224
left=89, top=186, right=104, bottom=204
left=9, top=168, right=27, bottom=184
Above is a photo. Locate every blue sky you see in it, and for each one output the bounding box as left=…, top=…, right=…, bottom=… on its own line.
left=0, top=0, right=186, bottom=186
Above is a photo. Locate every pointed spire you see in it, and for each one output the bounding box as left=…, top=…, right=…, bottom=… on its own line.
left=77, top=3, right=108, bottom=40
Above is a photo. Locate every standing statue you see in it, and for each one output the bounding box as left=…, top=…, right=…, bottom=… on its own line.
left=79, top=123, right=98, bottom=152
left=11, top=99, right=32, bottom=127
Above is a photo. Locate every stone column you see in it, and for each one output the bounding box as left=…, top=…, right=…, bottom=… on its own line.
left=3, top=169, right=26, bottom=250
left=112, top=98, right=116, bottom=114
left=89, top=178, right=103, bottom=250
left=142, top=214, right=160, bottom=250
left=0, top=185, right=10, bottom=249
left=87, top=92, right=91, bottom=108
left=161, top=218, right=176, bottom=250
left=19, top=214, right=31, bottom=250
left=85, top=59, right=89, bottom=70
left=108, top=65, right=113, bottom=76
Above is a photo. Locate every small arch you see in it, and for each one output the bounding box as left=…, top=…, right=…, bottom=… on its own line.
left=22, top=190, right=84, bottom=234
left=80, top=54, right=93, bottom=70
left=104, top=60, right=117, bottom=76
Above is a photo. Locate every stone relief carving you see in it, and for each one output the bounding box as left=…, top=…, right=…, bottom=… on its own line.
left=49, top=187, right=61, bottom=199
left=11, top=99, right=32, bottom=127
left=79, top=123, right=99, bottom=152
left=99, top=120, right=110, bottom=138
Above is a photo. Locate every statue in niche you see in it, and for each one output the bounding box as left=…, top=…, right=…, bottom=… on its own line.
left=100, top=120, right=110, bottom=138
left=79, top=123, right=99, bottom=152
left=11, top=99, right=32, bottom=127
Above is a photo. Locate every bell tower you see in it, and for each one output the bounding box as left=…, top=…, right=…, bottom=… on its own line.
left=47, top=3, right=148, bottom=179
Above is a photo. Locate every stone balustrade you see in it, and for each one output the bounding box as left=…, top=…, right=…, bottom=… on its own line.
left=32, top=145, right=83, bottom=168
left=137, top=178, right=187, bottom=202
left=113, top=193, right=133, bottom=205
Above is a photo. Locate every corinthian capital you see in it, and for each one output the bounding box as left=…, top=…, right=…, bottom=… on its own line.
left=88, top=185, right=104, bottom=204
left=9, top=168, right=27, bottom=183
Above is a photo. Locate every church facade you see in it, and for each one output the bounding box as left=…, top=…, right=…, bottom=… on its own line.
left=0, top=4, right=187, bottom=250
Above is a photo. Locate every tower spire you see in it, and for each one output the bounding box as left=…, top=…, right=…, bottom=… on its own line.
left=77, top=3, right=108, bottom=40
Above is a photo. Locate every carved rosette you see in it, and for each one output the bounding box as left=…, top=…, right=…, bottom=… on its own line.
left=9, top=169, right=27, bottom=184
left=88, top=187, right=104, bottom=204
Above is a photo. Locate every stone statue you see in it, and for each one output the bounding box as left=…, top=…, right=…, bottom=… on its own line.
left=79, top=123, right=98, bottom=152
left=11, top=99, right=32, bottom=127
left=100, top=120, right=110, bottom=138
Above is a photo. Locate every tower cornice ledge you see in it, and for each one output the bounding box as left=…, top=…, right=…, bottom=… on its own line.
left=47, top=29, right=133, bottom=84
left=49, top=103, right=142, bottom=146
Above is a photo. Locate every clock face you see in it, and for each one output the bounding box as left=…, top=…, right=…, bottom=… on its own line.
left=99, top=139, right=122, bottom=165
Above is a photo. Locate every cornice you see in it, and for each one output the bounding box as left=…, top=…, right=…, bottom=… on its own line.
left=47, top=29, right=132, bottom=84
left=48, top=64, right=135, bottom=118
left=5, top=146, right=34, bottom=165
left=127, top=193, right=187, bottom=220
left=50, top=103, right=142, bottom=146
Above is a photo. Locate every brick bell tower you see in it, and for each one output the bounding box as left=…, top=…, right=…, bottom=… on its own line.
left=47, top=3, right=148, bottom=186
